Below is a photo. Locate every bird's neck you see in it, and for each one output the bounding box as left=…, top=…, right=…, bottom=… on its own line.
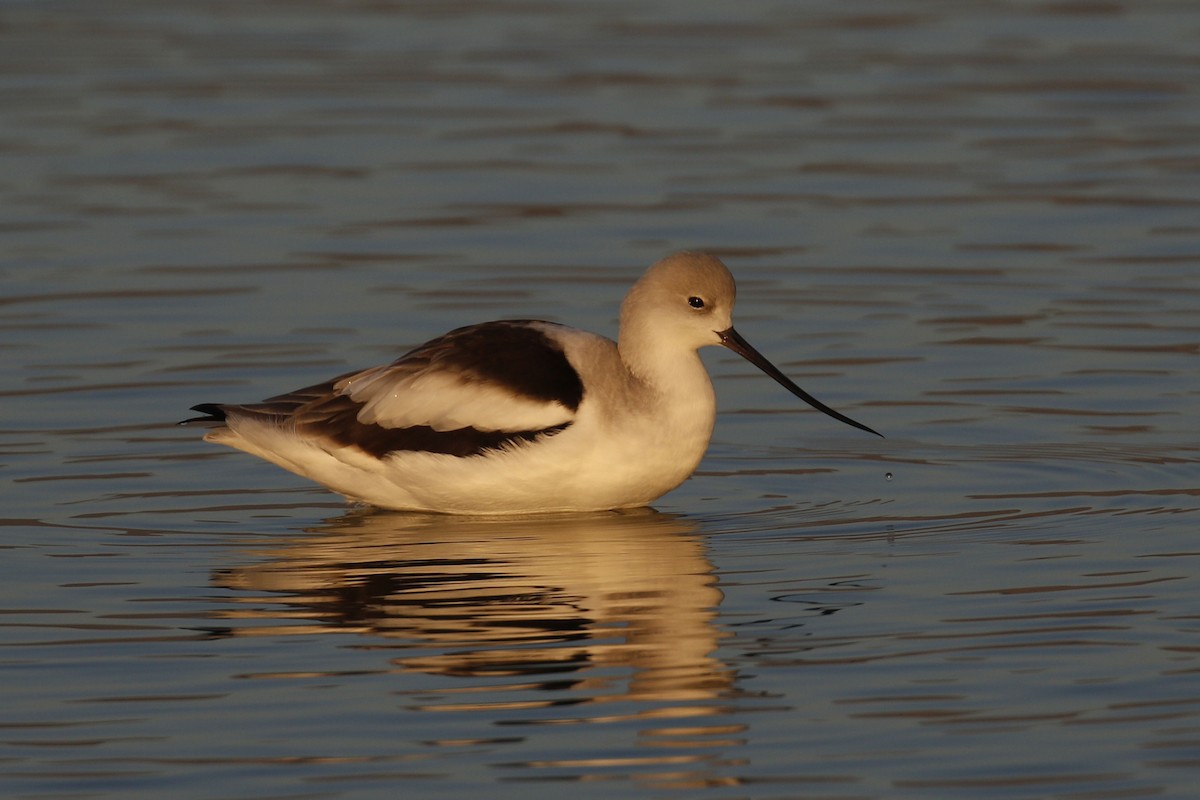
left=619, top=333, right=715, bottom=407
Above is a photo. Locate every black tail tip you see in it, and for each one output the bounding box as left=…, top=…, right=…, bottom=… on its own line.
left=179, top=403, right=226, bottom=426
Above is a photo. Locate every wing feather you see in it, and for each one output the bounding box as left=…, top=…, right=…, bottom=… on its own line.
left=338, top=321, right=582, bottom=433
left=191, top=320, right=586, bottom=459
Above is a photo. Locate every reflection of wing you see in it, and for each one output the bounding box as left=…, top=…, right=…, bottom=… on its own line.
left=211, top=509, right=730, bottom=701
left=192, top=320, right=586, bottom=459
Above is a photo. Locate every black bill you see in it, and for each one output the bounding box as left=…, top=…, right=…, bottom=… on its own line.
left=717, top=327, right=883, bottom=438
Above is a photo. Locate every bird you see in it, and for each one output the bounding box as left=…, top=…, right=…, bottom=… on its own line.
left=182, top=251, right=881, bottom=514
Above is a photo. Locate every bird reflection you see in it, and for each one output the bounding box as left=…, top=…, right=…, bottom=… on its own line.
left=211, top=508, right=732, bottom=703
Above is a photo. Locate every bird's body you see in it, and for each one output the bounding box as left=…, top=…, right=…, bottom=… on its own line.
left=185, top=252, right=879, bottom=514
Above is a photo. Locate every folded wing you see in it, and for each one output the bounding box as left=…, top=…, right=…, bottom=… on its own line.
left=201, top=321, right=584, bottom=459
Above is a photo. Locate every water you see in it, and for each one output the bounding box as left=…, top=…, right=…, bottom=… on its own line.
left=3, top=1, right=1199, bottom=798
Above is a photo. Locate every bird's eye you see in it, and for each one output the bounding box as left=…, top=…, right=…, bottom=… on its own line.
left=688, top=296, right=706, bottom=309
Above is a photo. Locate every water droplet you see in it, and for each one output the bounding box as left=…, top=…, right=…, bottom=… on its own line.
left=885, top=472, right=893, bottom=481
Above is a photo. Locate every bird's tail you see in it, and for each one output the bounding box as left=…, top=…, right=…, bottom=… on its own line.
left=179, top=403, right=227, bottom=425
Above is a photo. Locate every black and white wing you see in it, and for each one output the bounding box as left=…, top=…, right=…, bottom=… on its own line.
left=186, top=321, right=585, bottom=458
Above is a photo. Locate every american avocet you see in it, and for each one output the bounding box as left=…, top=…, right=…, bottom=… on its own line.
left=183, top=252, right=881, bottom=514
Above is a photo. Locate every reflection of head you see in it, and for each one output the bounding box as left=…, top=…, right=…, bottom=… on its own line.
left=213, top=508, right=730, bottom=701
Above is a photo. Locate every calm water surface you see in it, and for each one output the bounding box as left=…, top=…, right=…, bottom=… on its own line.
left=3, top=2, right=1199, bottom=798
